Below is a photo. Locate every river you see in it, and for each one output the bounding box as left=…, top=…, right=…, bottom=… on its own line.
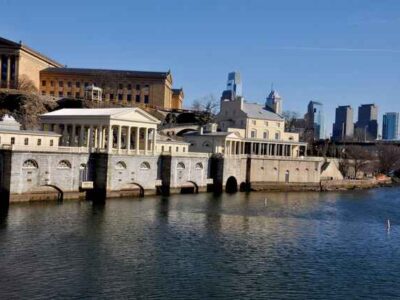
left=0, top=188, right=399, bottom=299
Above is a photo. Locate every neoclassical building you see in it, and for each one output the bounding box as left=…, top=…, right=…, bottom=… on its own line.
left=0, top=36, right=184, bottom=110
left=40, top=108, right=160, bottom=155
left=0, top=37, right=62, bottom=89
left=183, top=91, right=307, bottom=158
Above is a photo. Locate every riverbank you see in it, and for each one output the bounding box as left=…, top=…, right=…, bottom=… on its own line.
left=250, top=178, right=393, bottom=192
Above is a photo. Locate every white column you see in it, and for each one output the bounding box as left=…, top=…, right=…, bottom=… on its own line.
left=98, top=125, right=103, bottom=150
left=127, top=126, right=131, bottom=151
left=117, top=125, right=122, bottom=150
left=107, top=125, right=113, bottom=152
left=136, top=127, right=140, bottom=154
left=152, top=128, right=156, bottom=154
left=144, top=128, right=149, bottom=155
left=88, top=126, right=94, bottom=149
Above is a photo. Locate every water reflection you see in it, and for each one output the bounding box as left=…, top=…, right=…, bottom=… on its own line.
left=0, top=189, right=399, bottom=299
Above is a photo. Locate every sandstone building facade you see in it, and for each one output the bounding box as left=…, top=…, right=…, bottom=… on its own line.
left=0, top=36, right=183, bottom=110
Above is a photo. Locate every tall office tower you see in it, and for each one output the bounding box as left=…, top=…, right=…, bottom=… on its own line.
left=355, top=104, right=378, bottom=141
left=266, top=89, right=282, bottom=115
left=306, top=101, right=325, bottom=140
left=221, top=72, right=242, bottom=101
left=332, top=105, right=354, bottom=141
left=382, top=112, right=399, bottom=140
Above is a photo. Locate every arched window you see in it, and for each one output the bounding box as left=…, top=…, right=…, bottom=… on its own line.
left=275, top=132, right=280, bottom=140
left=22, top=159, right=38, bottom=169
left=140, top=161, right=151, bottom=170
left=251, top=130, right=257, bottom=138
left=79, top=163, right=87, bottom=170
left=195, top=162, right=203, bottom=170
left=202, top=141, right=211, bottom=147
left=115, top=161, right=127, bottom=170
left=57, top=160, right=71, bottom=169
left=263, top=131, right=269, bottom=139
left=177, top=162, right=185, bottom=170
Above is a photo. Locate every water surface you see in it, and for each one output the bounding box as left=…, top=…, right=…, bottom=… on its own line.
left=0, top=189, right=399, bottom=299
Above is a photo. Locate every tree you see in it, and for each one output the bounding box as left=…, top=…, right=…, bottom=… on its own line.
left=16, top=75, right=38, bottom=94
left=191, top=94, right=219, bottom=125
left=281, top=110, right=300, bottom=132
left=340, top=145, right=375, bottom=178
left=376, top=144, right=400, bottom=174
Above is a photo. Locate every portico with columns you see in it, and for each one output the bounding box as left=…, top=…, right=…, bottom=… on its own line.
left=40, top=108, right=160, bottom=155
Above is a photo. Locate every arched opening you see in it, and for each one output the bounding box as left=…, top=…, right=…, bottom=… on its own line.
left=29, top=185, right=64, bottom=201
left=121, top=182, right=145, bottom=197
left=140, top=161, right=151, bottom=170
left=239, top=182, right=247, bottom=192
left=57, top=160, right=72, bottom=169
left=180, top=181, right=199, bottom=194
left=115, top=161, right=127, bottom=170
left=225, top=176, right=238, bottom=193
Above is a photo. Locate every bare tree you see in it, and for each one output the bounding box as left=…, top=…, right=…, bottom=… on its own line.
left=16, top=75, right=38, bottom=94
left=282, top=110, right=300, bottom=131
left=341, top=145, right=374, bottom=178
left=191, top=94, right=219, bottom=125
left=376, top=144, right=400, bottom=174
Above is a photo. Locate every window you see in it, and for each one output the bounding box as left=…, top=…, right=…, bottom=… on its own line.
left=277, top=122, right=281, bottom=127
left=140, top=162, right=151, bottom=170
left=24, top=138, right=29, bottom=145
left=58, top=91, right=63, bottom=97
left=127, top=84, right=132, bottom=90
left=136, top=84, right=140, bottom=90
left=59, top=81, right=63, bottom=87
left=176, top=146, right=179, bottom=152
left=75, top=92, right=80, bottom=98
left=177, top=162, right=185, bottom=169
left=76, top=82, right=81, bottom=88
left=195, top=162, right=203, bottom=170
left=275, top=132, right=280, bottom=140
left=42, top=80, right=46, bottom=86
left=67, top=92, right=72, bottom=97
left=127, top=94, right=132, bottom=101
left=110, top=94, right=114, bottom=100
left=183, top=147, right=186, bottom=152
left=118, top=94, right=123, bottom=101
left=263, top=131, right=269, bottom=139
left=50, top=81, right=54, bottom=87
left=37, top=139, right=42, bottom=146
left=145, top=84, right=149, bottom=88
left=11, top=137, right=15, bottom=144
left=144, top=95, right=149, bottom=103
left=84, top=82, right=89, bottom=87
left=161, top=146, right=164, bottom=152
left=50, top=140, right=54, bottom=146
left=50, top=91, right=55, bottom=96
left=22, top=159, right=38, bottom=169
left=57, top=160, right=71, bottom=169
left=252, top=120, right=256, bottom=125
left=67, top=81, right=72, bottom=87
left=251, top=130, right=257, bottom=138
left=118, top=83, right=123, bottom=89
left=41, top=91, right=46, bottom=95
left=135, top=95, right=140, bottom=102
left=115, top=161, right=127, bottom=170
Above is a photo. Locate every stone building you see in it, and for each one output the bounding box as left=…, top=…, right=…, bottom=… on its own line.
left=40, top=68, right=182, bottom=109
left=0, top=36, right=184, bottom=110
left=0, top=37, right=62, bottom=89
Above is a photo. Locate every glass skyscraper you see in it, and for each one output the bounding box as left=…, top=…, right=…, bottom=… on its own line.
left=382, top=112, right=399, bottom=140
left=307, top=101, right=325, bottom=140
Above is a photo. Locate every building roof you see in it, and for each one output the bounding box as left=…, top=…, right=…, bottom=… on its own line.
left=0, top=36, right=62, bottom=67
left=242, top=102, right=283, bottom=121
left=41, top=108, right=161, bottom=124
left=0, top=128, right=60, bottom=136
left=41, top=67, right=171, bottom=80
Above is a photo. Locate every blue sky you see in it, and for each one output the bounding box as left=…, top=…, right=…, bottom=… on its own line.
left=1, top=0, right=400, bottom=135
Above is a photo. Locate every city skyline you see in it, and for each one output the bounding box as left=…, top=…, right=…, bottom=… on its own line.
left=1, top=0, right=399, bottom=135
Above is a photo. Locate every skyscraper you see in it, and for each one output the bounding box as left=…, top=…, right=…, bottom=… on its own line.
left=306, top=101, right=325, bottom=140
left=382, top=112, right=399, bottom=140
left=355, top=104, right=378, bottom=141
left=221, top=72, right=242, bottom=101
left=332, top=105, right=354, bottom=141
left=266, top=89, right=282, bottom=115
